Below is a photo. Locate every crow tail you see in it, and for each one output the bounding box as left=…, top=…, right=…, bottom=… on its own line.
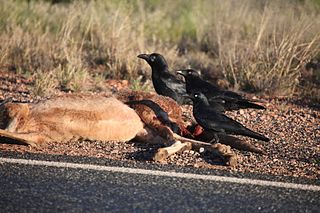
left=238, top=100, right=266, bottom=110
left=241, top=128, right=270, bottom=142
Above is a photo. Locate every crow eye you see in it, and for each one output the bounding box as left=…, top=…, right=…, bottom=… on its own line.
left=188, top=71, right=192, bottom=75
left=150, top=56, right=156, bottom=62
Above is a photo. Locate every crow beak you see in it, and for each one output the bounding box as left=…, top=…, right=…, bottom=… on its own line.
left=137, top=53, right=150, bottom=61
left=176, top=70, right=187, bottom=77
left=176, top=70, right=183, bottom=76
left=182, top=94, right=192, bottom=100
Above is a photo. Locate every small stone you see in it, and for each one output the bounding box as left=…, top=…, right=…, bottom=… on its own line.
left=199, top=147, right=205, bottom=153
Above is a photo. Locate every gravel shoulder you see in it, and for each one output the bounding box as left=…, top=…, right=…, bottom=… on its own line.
left=0, top=71, right=319, bottom=179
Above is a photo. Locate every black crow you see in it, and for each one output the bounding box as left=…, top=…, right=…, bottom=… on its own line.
left=177, top=69, right=265, bottom=111
left=137, top=53, right=190, bottom=104
left=189, top=92, right=270, bottom=142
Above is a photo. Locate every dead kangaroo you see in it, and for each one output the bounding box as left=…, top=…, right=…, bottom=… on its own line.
left=0, top=94, right=144, bottom=147
left=0, top=92, right=248, bottom=165
left=0, top=93, right=212, bottom=163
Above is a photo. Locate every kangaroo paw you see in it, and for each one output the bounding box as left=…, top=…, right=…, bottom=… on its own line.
left=0, top=129, right=39, bottom=147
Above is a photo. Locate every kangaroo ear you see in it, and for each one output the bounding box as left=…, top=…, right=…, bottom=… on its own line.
left=5, top=103, right=30, bottom=120
left=1, top=103, right=30, bottom=135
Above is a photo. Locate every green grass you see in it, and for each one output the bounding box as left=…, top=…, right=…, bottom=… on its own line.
left=0, top=0, right=319, bottom=98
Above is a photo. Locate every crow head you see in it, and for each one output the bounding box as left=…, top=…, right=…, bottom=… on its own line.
left=187, top=92, right=210, bottom=105
left=138, top=53, right=168, bottom=70
left=176, top=69, right=201, bottom=79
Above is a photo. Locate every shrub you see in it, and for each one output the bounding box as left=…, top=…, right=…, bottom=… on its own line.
left=0, top=0, right=319, bottom=98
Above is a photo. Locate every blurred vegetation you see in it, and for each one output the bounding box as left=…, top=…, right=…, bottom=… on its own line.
left=0, top=0, right=319, bottom=99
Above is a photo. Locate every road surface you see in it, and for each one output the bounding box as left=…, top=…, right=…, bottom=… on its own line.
left=0, top=151, right=319, bottom=212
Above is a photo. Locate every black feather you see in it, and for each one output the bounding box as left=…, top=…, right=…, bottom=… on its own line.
left=138, top=53, right=190, bottom=105
left=125, top=99, right=181, bottom=134
left=177, top=69, right=265, bottom=111
left=190, top=92, right=270, bottom=142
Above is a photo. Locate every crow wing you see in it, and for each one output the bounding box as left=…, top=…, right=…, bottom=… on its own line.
left=160, top=72, right=187, bottom=94
left=194, top=105, right=246, bottom=133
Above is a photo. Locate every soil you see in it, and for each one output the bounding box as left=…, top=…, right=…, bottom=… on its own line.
left=0, top=71, right=319, bottom=179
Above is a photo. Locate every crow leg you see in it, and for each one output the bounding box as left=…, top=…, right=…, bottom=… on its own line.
left=209, top=133, right=220, bottom=143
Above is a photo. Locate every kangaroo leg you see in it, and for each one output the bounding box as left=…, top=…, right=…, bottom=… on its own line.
left=153, top=140, right=192, bottom=162
left=135, top=127, right=168, bottom=144
left=157, top=127, right=238, bottom=166
left=0, top=129, right=44, bottom=147
left=135, top=125, right=193, bottom=161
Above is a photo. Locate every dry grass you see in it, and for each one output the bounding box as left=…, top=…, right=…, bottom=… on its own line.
left=0, top=0, right=319, bottom=98
left=208, top=1, right=320, bottom=95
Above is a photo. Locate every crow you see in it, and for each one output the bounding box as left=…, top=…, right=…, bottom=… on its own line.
left=177, top=69, right=265, bottom=111
left=189, top=92, right=270, bottom=142
left=125, top=99, right=181, bottom=134
left=138, top=53, right=190, bottom=104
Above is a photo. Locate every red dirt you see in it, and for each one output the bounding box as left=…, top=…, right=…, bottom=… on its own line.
left=0, top=71, right=319, bottom=179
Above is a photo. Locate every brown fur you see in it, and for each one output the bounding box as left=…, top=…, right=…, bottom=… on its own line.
left=0, top=94, right=144, bottom=145
left=116, top=90, right=189, bottom=136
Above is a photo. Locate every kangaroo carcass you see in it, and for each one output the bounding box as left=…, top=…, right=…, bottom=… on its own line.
left=0, top=92, right=238, bottom=165
left=0, top=94, right=144, bottom=146
left=0, top=93, right=196, bottom=155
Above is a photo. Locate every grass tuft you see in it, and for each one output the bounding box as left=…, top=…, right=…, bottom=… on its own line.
left=0, top=0, right=319, bottom=99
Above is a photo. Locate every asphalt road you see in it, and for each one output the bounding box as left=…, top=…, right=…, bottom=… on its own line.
left=0, top=152, right=319, bottom=213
